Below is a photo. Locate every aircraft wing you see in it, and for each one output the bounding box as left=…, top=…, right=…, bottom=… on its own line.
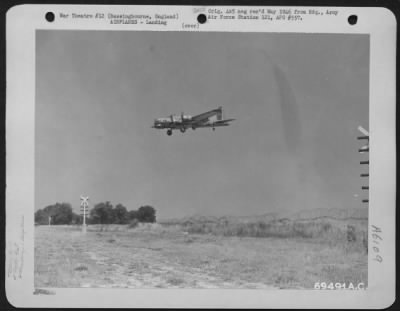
left=190, top=107, right=223, bottom=125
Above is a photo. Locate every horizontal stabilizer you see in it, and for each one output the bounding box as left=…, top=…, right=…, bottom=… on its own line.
left=214, top=118, right=235, bottom=124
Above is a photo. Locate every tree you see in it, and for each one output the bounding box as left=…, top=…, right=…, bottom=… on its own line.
left=34, top=209, right=47, bottom=225
left=113, top=204, right=129, bottom=224
left=52, top=203, right=73, bottom=224
left=35, top=201, right=157, bottom=225
left=127, top=210, right=139, bottom=221
left=90, top=201, right=114, bottom=224
left=71, top=212, right=81, bottom=225
left=35, top=202, right=73, bottom=225
left=137, top=205, right=156, bottom=223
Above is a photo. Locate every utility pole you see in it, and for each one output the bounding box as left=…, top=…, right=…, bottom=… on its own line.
left=80, top=196, right=90, bottom=233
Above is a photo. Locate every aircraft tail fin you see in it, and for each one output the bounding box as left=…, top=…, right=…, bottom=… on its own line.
left=217, top=107, right=223, bottom=121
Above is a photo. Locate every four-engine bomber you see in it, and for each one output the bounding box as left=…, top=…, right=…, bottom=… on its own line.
left=152, top=107, right=235, bottom=136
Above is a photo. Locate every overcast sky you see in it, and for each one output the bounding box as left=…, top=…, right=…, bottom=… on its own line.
left=35, top=30, right=369, bottom=219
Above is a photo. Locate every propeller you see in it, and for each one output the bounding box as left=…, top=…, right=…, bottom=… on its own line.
left=170, top=114, right=174, bottom=123
left=180, top=112, right=187, bottom=132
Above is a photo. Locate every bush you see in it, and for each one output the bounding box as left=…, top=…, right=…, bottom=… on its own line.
left=347, top=225, right=356, bottom=242
left=128, top=218, right=139, bottom=228
left=178, top=218, right=359, bottom=241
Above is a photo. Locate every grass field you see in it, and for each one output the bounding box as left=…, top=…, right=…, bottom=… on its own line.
left=35, top=210, right=367, bottom=289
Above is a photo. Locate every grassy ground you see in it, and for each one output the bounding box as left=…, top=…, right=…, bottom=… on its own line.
left=35, top=221, right=367, bottom=289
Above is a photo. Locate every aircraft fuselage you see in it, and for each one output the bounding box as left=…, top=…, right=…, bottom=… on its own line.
left=152, top=107, right=234, bottom=135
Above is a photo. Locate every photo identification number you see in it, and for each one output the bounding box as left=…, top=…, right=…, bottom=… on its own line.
left=314, top=282, right=365, bottom=290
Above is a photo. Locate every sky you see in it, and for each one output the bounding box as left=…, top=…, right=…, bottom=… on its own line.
left=35, top=30, right=369, bottom=219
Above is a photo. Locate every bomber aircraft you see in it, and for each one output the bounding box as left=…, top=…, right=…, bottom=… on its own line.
left=152, top=107, right=235, bottom=136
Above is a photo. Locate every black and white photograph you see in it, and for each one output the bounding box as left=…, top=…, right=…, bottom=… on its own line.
left=34, top=30, right=369, bottom=289
left=5, top=5, right=396, bottom=309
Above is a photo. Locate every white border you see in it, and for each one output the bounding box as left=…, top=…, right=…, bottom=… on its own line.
left=6, top=5, right=396, bottom=308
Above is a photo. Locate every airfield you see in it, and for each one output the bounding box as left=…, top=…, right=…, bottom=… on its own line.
left=35, top=207, right=367, bottom=289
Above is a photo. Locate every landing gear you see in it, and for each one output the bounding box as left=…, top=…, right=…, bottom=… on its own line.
left=180, top=127, right=186, bottom=133
left=192, top=126, right=196, bottom=130
left=167, top=129, right=172, bottom=136
left=212, top=127, right=215, bottom=131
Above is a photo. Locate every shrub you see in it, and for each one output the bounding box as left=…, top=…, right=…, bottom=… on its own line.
left=347, top=225, right=356, bottom=242
left=175, top=216, right=367, bottom=254
left=74, top=265, right=88, bottom=271
left=128, top=218, right=139, bottom=228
